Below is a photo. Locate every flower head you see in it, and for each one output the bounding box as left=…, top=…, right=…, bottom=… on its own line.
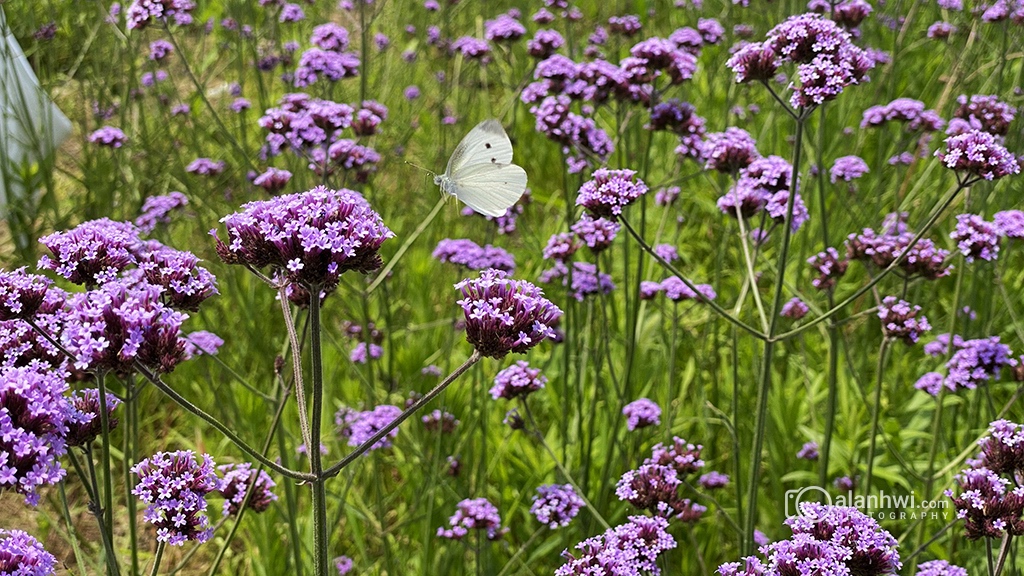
left=531, top=484, right=585, bottom=528
left=936, top=129, right=1020, bottom=182
left=336, top=405, right=402, bottom=451
left=135, top=192, right=188, bottom=234
left=132, top=450, right=218, bottom=546
left=38, top=218, right=143, bottom=286
left=0, top=529, right=57, bottom=575
left=702, top=128, right=760, bottom=173
left=951, top=213, right=1001, bottom=262
left=556, top=516, right=676, bottom=576
left=126, top=0, right=195, bottom=29
left=65, top=388, right=121, bottom=448
left=623, top=398, right=661, bottom=430
left=437, top=498, right=506, bottom=540
left=217, top=463, right=278, bottom=516
left=576, top=168, right=648, bottom=219
left=455, top=269, right=562, bottom=359
left=0, top=269, right=52, bottom=322
left=89, top=126, right=127, bottom=148
left=433, top=239, right=515, bottom=273
left=830, top=155, right=869, bottom=183
left=490, top=361, right=546, bottom=400
left=878, top=296, right=931, bottom=344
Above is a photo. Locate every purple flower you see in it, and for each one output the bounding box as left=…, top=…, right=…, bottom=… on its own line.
left=946, top=467, right=1024, bottom=538
left=946, top=337, right=1016, bottom=391
left=915, top=560, right=968, bottom=576
left=915, top=372, right=946, bottom=395
left=846, top=223, right=950, bottom=280
left=485, top=14, right=526, bottom=42
left=437, top=497, right=506, bottom=540
left=89, top=126, right=127, bottom=148
left=253, top=167, right=292, bottom=193
left=214, top=186, right=393, bottom=295
left=953, top=94, right=1015, bottom=136
left=455, top=269, right=562, bottom=358
left=311, top=23, right=349, bottom=52
left=0, top=530, right=57, bottom=575
left=135, top=192, right=188, bottom=233
left=936, top=129, right=1020, bottom=182
left=655, top=186, right=681, bottom=206
left=334, top=556, right=353, bottom=575
left=623, top=398, right=661, bottom=430
left=186, top=158, right=225, bottom=176
left=974, top=419, right=1024, bottom=477
left=404, top=86, right=420, bottom=100
left=540, top=262, right=616, bottom=301
left=861, top=98, right=944, bottom=132
left=126, top=0, right=195, bottom=29
left=576, top=168, right=648, bottom=219
left=0, top=268, right=52, bottom=322
left=352, top=101, right=387, bottom=136
left=797, top=441, right=819, bottom=460
left=834, top=0, right=873, bottom=28
left=183, top=331, right=223, bottom=358
left=780, top=298, right=809, bottom=320
left=660, top=276, right=716, bottom=303
left=951, top=213, right=1001, bottom=262
left=808, top=247, right=848, bottom=290
left=830, top=155, right=869, bottom=183
left=698, top=18, right=725, bottom=43
left=543, top=233, right=580, bottom=262
left=725, top=42, right=780, bottom=83
left=349, top=342, right=382, bottom=364
left=527, top=29, right=565, bottom=58
left=531, top=484, right=585, bottom=529
left=878, top=296, right=931, bottom=344
left=653, top=244, right=679, bottom=262
left=616, top=463, right=706, bottom=521
left=65, top=388, right=121, bottom=448
left=259, top=95, right=355, bottom=157
left=927, top=21, right=958, bottom=39
left=645, top=437, right=705, bottom=475
left=490, top=361, right=546, bottom=400
left=556, top=516, right=676, bottom=576
left=337, top=405, right=402, bottom=451
left=149, top=39, right=174, bottom=61
left=767, top=504, right=901, bottom=574
left=294, top=48, right=360, bottom=87
left=278, top=3, right=304, bottom=22
left=995, top=210, right=1024, bottom=238
left=421, top=410, right=459, bottom=433
left=433, top=239, right=515, bottom=273
left=0, top=366, right=69, bottom=505
left=451, top=37, right=491, bottom=60
left=216, top=463, right=277, bottom=516
left=60, top=280, right=189, bottom=375
left=132, top=450, right=218, bottom=546
left=608, top=15, right=643, bottom=36
left=572, top=214, right=620, bottom=253
left=699, top=471, right=729, bottom=489
left=137, top=244, right=218, bottom=311
left=702, top=128, right=760, bottom=173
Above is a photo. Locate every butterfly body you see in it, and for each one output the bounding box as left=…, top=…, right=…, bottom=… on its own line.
left=437, top=119, right=527, bottom=217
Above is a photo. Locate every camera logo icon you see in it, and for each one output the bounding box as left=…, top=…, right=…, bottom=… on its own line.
left=784, top=486, right=832, bottom=522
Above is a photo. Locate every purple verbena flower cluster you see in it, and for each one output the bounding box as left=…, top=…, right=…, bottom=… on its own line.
left=437, top=497, right=506, bottom=540
left=846, top=216, right=951, bottom=280
left=421, top=410, right=459, bottom=433
left=433, top=239, right=515, bottom=273
left=0, top=366, right=69, bottom=505
left=861, top=98, right=945, bottom=132
left=38, top=218, right=143, bottom=286
left=571, top=214, right=620, bottom=253
left=456, top=269, right=562, bottom=358
left=952, top=94, right=1016, bottom=136
left=808, top=247, right=848, bottom=290
left=0, top=529, right=57, bottom=576
left=622, top=398, right=661, bottom=430
left=781, top=297, right=809, bottom=319
left=915, top=560, right=968, bottom=576
left=216, top=462, right=278, bottom=516
left=830, top=155, right=870, bottom=183
left=490, top=361, right=546, bottom=400
left=878, top=296, right=931, bottom=344
left=65, top=388, right=120, bottom=448
left=576, top=168, right=648, bottom=218
left=935, top=129, right=1020, bottom=182
left=135, top=192, right=188, bottom=234
left=336, top=405, right=402, bottom=451
left=126, top=0, right=195, bottom=29
left=0, top=269, right=52, bottom=322
left=950, top=213, right=1001, bottom=262
left=131, top=450, right=219, bottom=546
left=88, top=126, right=127, bottom=148
left=556, top=515, right=676, bottom=576
left=916, top=336, right=1016, bottom=395
left=531, top=484, right=585, bottom=529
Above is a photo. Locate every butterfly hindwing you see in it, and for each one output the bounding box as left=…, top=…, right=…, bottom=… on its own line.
left=445, top=119, right=515, bottom=176
left=450, top=162, right=527, bottom=217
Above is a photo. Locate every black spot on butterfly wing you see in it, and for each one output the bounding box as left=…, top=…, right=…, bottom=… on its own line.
left=485, top=143, right=492, bottom=149
left=491, top=158, right=497, bottom=163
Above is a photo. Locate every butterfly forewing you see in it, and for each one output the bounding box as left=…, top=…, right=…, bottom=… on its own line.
left=445, top=119, right=515, bottom=176
left=450, top=162, right=527, bottom=217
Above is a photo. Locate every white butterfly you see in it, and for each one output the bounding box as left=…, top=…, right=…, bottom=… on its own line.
left=434, top=119, right=528, bottom=217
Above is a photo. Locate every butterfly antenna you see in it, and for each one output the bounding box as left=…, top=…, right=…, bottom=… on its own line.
left=404, top=160, right=435, bottom=177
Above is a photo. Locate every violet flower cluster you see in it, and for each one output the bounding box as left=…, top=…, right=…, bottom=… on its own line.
left=935, top=129, right=1020, bottom=182
left=846, top=215, right=951, bottom=280
left=135, top=192, right=188, bottom=234
left=65, top=388, right=121, bottom=448
left=539, top=261, right=616, bottom=301
left=571, top=214, right=620, bottom=253
left=622, top=398, right=661, bottom=430
left=531, top=484, right=585, bottom=529
left=216, top=462, right=278, bottom=516
left=555, top=515, right=676, bottom=576
left=433, top=239, right=515, bottom=273
left=214, top=186, right=393, bottom=295
left=0, top=366, right=70, bottom=505
left=0, top=529, right=57, bottom=576
left=615, top=464, right=706, bottom=521
left=490, top=361, right=547, bottom=400
left=88, top=126, right=127, bottom=148
left=336, top=405, right=403, bottom=451
left=0, top=269, right=52, bottom=322
left=950, top=94, right=1016, bottom=136
left=915, top=336, right=1016, bottom=395
left=455, top=269, right=562, bottom=358
left=126, top=0, right=195, bottom=29
left=950, top=213, right=1001, bottom=262
left=38, top=218, right=143, bottom=286
left=915, top=560, right=968, bottom=576
left=131, top=450, right=219, bottom=546
left=878, top=296, right=931, bottom=344
left=576, top=168, right=648, bottom=219
left=860, top=98, right=945, bottom=132
left=437, top=497, right=506, bottom=540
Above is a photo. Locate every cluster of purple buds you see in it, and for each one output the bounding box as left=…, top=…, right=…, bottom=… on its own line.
left=294, top=45, right=359, bottom=88
left=994, top=210, right=1024, bottom=238
left=0, top=529, right=58, bottom=575
left=0, top=289, right=67, bottom=371
left=433, top=239, right=515, bottom=273
left=974, top=419, right=1024, bottom=476
left=531, top=484, right=585, bottom=529
left=527, top=29, right=565, bottom=58
left=927, top=22, right=958, bottom=39
left=915, top=560, right=968, bottom=576
left=780, top=298, right=809, bottom=320
left=126, top=0, right=195, bottom=29
left=950, top=213, right=1001, bottom=262
left=253, top=168, right=293, bottom=193
left=571, top=214, right=620, bottom=253
left=421, top=410, right=459, bottom=434
left=88, top=126, right=127, bottom=148
left=699, top=471, right=729, bottom=489
left=539, top=261, right=616, bottom=301
left=0, top=268, right=52, bottom=322
left=527, top=94, right=613, bottom=173
left=185, top=158, right=225, bottom=177
left=702, top=128, right=760, bottom=174
left=351, top=101, right=388, bottom=137
left=645, top=437, right=705, bottom=475
left=658, top=277, right=716, bottom=303
left=258, top=94, right=354, bottom=158
left=131, top=450, right=218, bottom=546
left=727, top=14, right=873, bottom=108
left=65, top=388, right=121, bottom=447
left=951, top=94, right=1016, bottom=136
left=556, top=515, right=676, bottom=576
left=878, top=296, right=931, bottom=344
left=437, top=497, right=507, bottom=540
left=936, top=129, right=1020, bottom=182
left=455, top=269, right=562, bottom=358
left=846, top=217, right=951, bottom=280
left=349, top=342, right=382, bottom=364
left=38, top=218, right=143, bottom=286
left=860, top=98, right=945, bottom=132
left=797, top=441, right=819, bottom=460
left=615, top=463, right=706, bottom=521
left=490, top=361, right=546, bottom=400
left=310, top=23, right=349, bottom=52
left=336, top=405, right=402, bottom=451
left=916, top=336, right=1016, bottom=395
left=808, top=247, right=848, bottom=290
left=214, top=186, right=393, bottom=296
left=0, top=366, right=70, bottom=505
left=830, top=155, right=869, bottom=184
left=216, top=463, right=278, bottom=516
left=182, top=330, right=223, bottom=359
left=135, top=192, right=188, bottom=234
left=946, top=466, right=1024, bottom=539
left=645, top=100, right=706, bottom=160
left=543, top=233, right=580, bottom=262
left=622, top=398, right=661, bottom=430
left=137, top=244, right=218, bottom=311
left=485, top=13, right=526, bottom=42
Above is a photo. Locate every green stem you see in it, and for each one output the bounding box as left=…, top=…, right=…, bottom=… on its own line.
left=125, top=378, right=139, bottom=576
left=149, top=542, right=165, bottom=576
left=58, top=482, right=88, bottom=572
left=743, top=110, right=806, bottom=554
left=864, top=339, right=890, bottom=496
left=96, top=372, right=121, bottom=576
left=309, top=287, right=329, bottom=576
left=84, top=446, right=121, bottom=576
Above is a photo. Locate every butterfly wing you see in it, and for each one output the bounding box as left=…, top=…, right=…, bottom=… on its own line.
left=450, top=162, right=528, bottom=217
left=445, top=119, right=515, bottom=177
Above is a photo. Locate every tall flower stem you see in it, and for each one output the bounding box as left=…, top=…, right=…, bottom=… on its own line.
left=149, top=542, right=165, bottom=576
left=743, top=110, right=806, bottom=554
left=324, top=351, right=482, bottom=478
left=96, top=371, right=121, bottom=576
left=82, top=446, right=121, bottom=576
left=309, top=287, right=329, bottom=576
left=279, top=287, right=312, bottom=452
left=863, top=339, right=891, bottom=495
left=124, top=377, right=140, bottom=576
